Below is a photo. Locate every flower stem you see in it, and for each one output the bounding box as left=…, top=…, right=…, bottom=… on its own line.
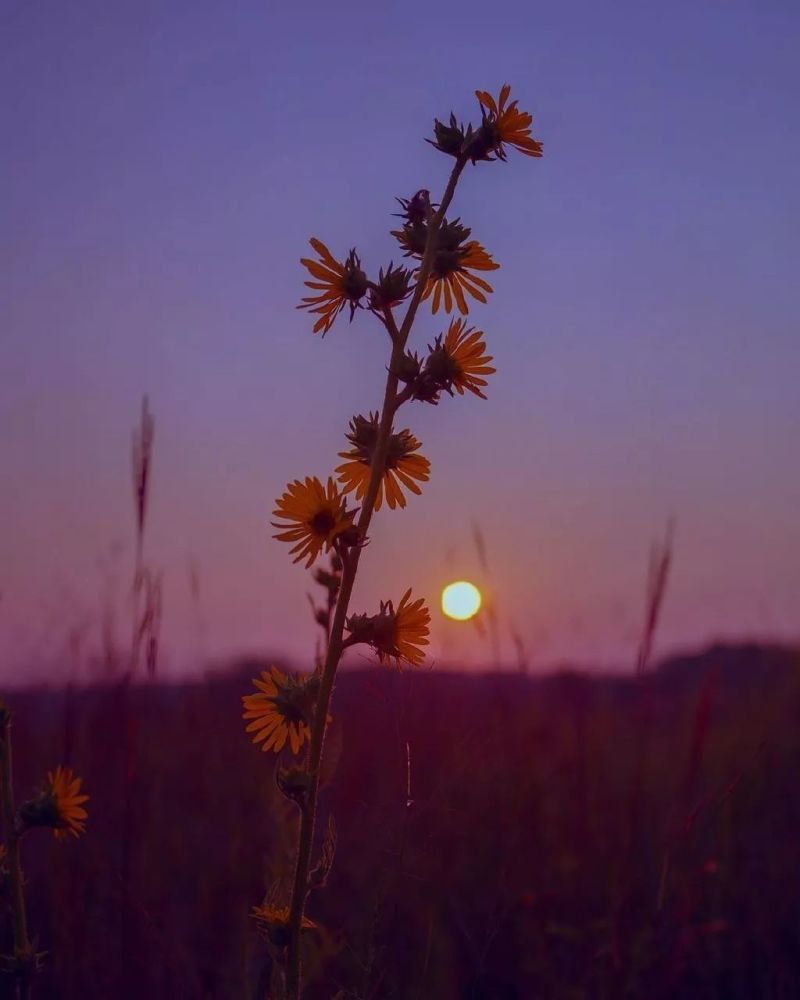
left=283, top=157, right=466, bottom=999
left=0, top=714, right=33, bottom=1000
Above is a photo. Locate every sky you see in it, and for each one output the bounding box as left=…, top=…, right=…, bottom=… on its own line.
left=1, top=0, right=798, bottom=681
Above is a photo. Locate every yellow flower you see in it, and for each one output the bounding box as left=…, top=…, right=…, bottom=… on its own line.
left=251, top=903, right=317, bottom=946
left=423, top=239, right=499, bottom=315
left=474, top=84, right=543, bottom=160
left=272, top=476, right=355, bottom=567
left=392, top=216, right=499, bottom=316
left=47, top=766, right=89, bottom=840
left=297, top=238, right=368, bottom=335
left=347, top=590, right=431, bottom=668
left=336, top=413, right=430, bottom=511
left=241, top=666, right=317, bottom=755
left=426, top=318, right=495, bottom=399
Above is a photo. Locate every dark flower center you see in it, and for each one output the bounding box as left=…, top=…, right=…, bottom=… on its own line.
left=431, top=248, right=467, bottom=279
left=426, top=346, right=460, bottom=385
left=386, top=432, right=413, bottom=471
left=271, top=684, right=314, bottom=726
left=343, top=266, right=368, bottom=302
left=310, top=510, right=336, bottom=536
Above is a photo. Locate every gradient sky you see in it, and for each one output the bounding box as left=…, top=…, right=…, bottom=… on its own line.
left=2, top=0, right=798, bottom=681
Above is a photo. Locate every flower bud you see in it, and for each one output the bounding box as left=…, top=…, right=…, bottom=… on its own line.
left=369, top=263, right=413, bottom=311
left=342, top=249, right=369, bottom=303
left=313, top=568, right=340, bottom=592
left=427, top=113, right=471, bottom=158
left=394, top=190, right=431, bottom=225
left=276, top=765, right=312, bottom=808
left=392, top=221, right=428, bottom=258
left=18, top=791, right=60, bottom=833
left=337, top=524, right=364, bottom=550
left=394, top=351, right=422, bottom=385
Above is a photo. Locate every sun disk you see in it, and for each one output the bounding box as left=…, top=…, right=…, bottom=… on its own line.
left=442, top=580, right=482, bottom=621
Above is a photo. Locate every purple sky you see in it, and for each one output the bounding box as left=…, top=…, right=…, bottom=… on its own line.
left=2, top=0, right=798, bottom=681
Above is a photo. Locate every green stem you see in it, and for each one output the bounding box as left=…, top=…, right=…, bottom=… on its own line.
left=283, top=157, right=466, bottom=999
left=0, top=715, right=33, bottom=1000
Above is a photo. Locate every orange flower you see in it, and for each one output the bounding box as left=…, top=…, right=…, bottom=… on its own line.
left=474, top=84, right=543, bottom=160
left=392, top=216, right=499, bottom=316
left=346, top=590, right=431, bottom=668
left=426, top=318, right=495, bottom=399
left=336, top=413, right=430, bottom=511
left=47, top=766, right=89, bottom=840
left=272, top=476, right=355, bottom=567
left=298, top=239, right=368, bottom=335
left=422, top=240, right=499, bottom=315
left=242, top=666, right=316, bottom=755
left=251, top=903, right=317, bottom=946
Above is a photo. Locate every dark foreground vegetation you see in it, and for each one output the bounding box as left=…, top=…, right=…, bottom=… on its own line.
left=3, top=642, right=800, bottom=999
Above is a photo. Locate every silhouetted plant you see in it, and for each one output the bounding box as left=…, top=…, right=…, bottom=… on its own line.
left=240, top=84, right=542, bottom=998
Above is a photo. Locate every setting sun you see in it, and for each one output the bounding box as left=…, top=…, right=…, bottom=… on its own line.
left=441, top=580, right=482, bottom=621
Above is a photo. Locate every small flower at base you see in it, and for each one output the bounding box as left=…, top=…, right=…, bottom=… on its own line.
left=251, top=903, right=318, bottom=948
left=19, top=767, right=89, bottom=840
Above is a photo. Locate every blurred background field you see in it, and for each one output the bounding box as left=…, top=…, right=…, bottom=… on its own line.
left=5, top=642, right=800, bottom=999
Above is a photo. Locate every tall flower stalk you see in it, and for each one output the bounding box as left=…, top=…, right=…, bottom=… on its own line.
left=242, top=86, right=542, bottom=998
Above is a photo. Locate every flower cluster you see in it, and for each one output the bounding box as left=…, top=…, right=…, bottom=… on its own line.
left=397, top=318, right=495, bottom=404
left=261, top=85, right=539, bottom=662
left=428, top=84, right=543, bottom=163
left=393, top=214, right=499, bottom=315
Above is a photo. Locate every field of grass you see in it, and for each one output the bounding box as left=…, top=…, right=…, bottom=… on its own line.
left=3, top=642, right=799, bottom=998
